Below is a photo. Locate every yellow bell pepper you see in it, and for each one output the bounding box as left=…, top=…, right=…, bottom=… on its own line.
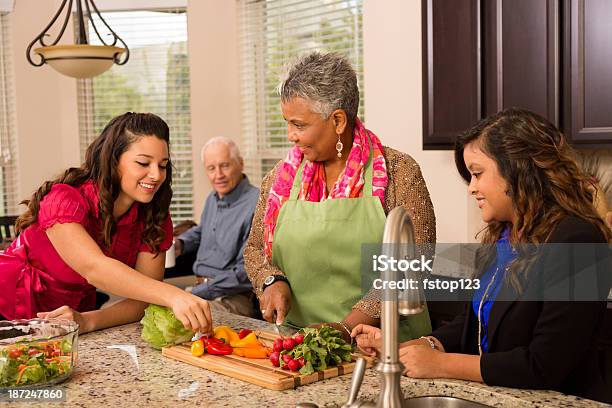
left=229, top=332, right=261, bottom=348
left=213, top=326, right=239, bottom=344
left=190, top=339, right=205, bottom=357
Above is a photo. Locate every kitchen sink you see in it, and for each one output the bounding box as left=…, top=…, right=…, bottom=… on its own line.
left=404, top=396, right=491, bottom=408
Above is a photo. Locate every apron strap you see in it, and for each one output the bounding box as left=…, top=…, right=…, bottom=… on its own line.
left=288, top=133, right=375, bottom=201
left=363, top=133, right=374, bottom=197
left=289, top=159, right=307, bottom=201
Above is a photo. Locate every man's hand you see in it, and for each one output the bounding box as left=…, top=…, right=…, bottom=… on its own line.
left=259, top=281, right=291, bottom=324
left=174, top=239, right=184, bottom=257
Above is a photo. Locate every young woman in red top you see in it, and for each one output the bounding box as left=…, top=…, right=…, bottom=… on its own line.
left=0, top=112, right=212, bottom=334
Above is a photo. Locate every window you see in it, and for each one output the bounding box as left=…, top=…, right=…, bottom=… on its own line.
left=77, top=7, right=193, bottom=222
left=0, top=11, right=18, bottom=216
left=238, top=0, right=365, bottom=184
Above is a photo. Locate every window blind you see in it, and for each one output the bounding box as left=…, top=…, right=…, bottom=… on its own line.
left=0, top=12, right=19, bottom=216
left=77, top=8, right=193, bottom=223
left=238, top=0, right=365, bottom=184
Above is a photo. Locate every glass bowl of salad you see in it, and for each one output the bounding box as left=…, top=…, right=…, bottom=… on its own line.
left=0, top=318, right=78, bottom=388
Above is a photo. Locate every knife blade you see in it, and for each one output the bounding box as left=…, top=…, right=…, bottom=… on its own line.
left=273, top=312, right=284, bottom=339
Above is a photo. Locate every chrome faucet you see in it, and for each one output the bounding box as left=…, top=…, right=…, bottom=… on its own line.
left=298, top=207, right=425, bottom=408
left=342, top=207, right=426, bottom=408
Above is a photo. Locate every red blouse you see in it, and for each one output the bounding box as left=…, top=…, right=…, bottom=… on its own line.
left=0, top=180, right=173, bottom=320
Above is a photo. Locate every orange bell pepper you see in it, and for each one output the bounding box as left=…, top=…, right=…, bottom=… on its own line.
left=229, top=332, right=260, bottom=348
left=233, top=346, right=269, bottom=359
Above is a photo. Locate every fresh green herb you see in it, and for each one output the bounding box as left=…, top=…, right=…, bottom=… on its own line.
left=280, top=326, right=353, bottom=376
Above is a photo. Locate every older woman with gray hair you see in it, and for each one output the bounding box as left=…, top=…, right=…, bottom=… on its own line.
left=244, top=51, right=436, bottom=341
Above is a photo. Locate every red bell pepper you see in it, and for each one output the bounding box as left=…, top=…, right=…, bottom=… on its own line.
left=205, top=337, right=227, bottom=347
left=238, top=329, right=253, bottom=339
left=206, top=342, right=233, bottom=355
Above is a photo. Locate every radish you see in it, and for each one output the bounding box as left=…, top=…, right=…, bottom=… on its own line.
left=283, top=338, right=296, bottom=351
left=297, top=356, right=305, bottom=368
left=287, top=359, right=301, bottom=372
left=269, top=351, right=280, bottom=367
left=294, top=333, right=304, bottom=345
left=281, top=353, right=292, bottom=364
left=272, top=338, right=284, bottom=352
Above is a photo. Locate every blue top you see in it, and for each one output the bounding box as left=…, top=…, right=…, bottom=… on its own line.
left=472, top=226, right=517, bottom=353
left=178, top=175, right=259, bottom=300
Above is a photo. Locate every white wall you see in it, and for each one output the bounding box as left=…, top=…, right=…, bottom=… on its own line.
left=363, top=0, right=482, bottom=243
left=186, top=0, right=241, bottom=219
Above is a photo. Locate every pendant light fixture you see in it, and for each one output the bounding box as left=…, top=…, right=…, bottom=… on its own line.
left=26, top=0, right=129, bottom=79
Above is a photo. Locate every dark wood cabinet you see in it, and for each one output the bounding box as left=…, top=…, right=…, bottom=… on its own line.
left=422, top=0, right=481, bottom=149
left=423, top=0, right=612, bottom=149
left=563, top=0, right=612, bottom=145
left=483, top=0, right=559, bottom=123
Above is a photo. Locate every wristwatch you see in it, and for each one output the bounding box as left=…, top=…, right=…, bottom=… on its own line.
left=262, top=274, right=290, bottom=291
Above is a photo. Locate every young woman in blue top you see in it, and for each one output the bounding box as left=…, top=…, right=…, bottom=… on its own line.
left=352, top=108, right=611, bottom=402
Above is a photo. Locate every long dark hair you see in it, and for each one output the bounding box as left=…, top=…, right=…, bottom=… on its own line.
left=16, top=112, right=173, bottom=253
left=455, top=108, right=611, bottom=292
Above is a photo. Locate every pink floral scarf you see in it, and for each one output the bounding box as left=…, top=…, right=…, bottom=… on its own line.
left=263, top=118, right=388, bottom=258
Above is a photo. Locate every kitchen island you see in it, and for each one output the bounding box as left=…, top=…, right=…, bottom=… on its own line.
left=3, top=311, right=608, bottom=407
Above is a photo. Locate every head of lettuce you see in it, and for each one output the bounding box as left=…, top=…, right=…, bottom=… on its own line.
left=140, top=304, right=194, bottom=349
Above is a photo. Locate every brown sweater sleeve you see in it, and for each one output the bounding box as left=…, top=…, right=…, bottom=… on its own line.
left=244, top=161, right=285, bottom=298
left=386, top=148, right=437, bottom=249
left=353, top=147, right=437, bottom=319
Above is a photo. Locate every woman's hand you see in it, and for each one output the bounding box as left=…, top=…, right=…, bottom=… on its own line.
left=399, top=344, right=445, bottom=378
left=37, top=306, right=93, bottom=333
left=351, top=325, right=443, bottom=358
left=168, top=291, right=213, bottom=334
left=259, top=281, right=291, bottom=324
left=351, top=324, right=382, bottom=356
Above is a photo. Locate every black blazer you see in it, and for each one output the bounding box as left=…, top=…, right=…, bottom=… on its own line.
left=431, top=217, right=612, bottom=403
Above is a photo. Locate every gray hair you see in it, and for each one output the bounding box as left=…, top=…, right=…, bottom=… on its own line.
left=200, top=136, right=243, bottom=163
left=278, top=51, right=359, bottom=126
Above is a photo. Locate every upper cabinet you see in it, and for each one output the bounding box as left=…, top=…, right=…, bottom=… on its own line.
left=564, top=0, right=612, bottom=144
left=422, top=0, right=481, bottom=150
left=423, top=0, right=612, bottom=150
left=483, top=0, right=559, bottom=123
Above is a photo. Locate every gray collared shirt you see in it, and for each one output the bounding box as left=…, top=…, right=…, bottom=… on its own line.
left=178, top=175, right=259, bottom=300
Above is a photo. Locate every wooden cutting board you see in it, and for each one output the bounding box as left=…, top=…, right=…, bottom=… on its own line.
left=162, top=331, right=374, bottom=390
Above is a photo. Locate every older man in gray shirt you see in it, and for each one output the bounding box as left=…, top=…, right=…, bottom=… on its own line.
left=175, top=137, right=259, bottom=317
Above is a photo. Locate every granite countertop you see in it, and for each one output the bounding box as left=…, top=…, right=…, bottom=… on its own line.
left=3, top=311, right=608, bottom=407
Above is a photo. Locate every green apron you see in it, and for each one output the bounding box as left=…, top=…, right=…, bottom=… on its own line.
left=271, top=136, right=431, bottom=342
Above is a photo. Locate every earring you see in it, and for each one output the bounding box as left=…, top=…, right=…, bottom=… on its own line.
left=336, top=134, right=343, bottom=158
